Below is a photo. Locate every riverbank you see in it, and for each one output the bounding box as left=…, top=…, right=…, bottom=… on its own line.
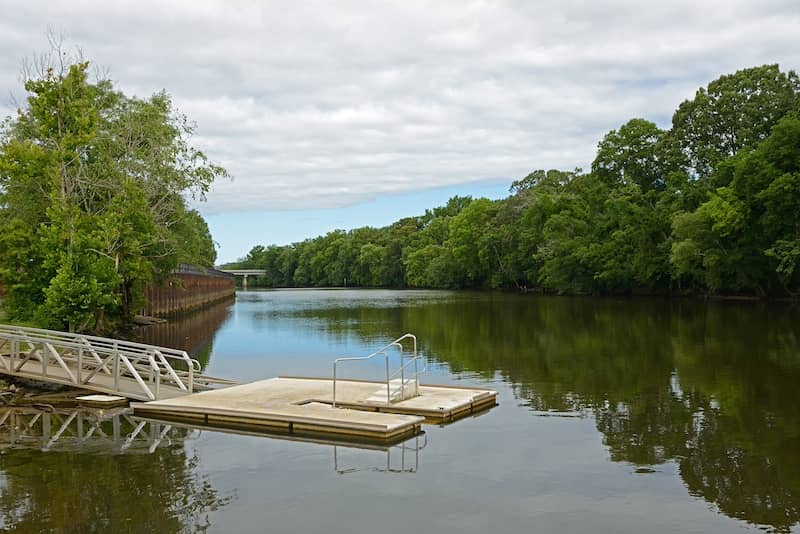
left=230, top=284, right=800, bottom=302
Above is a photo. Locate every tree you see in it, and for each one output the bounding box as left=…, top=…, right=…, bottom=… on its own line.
left=671, top=114, right=800, bottom=293
left=224, top=65, right=800, bottom=297
left=669, top=64, right=800, bottom=179
left=592, top=118, right=667, bottom=191
left=0, top=48, right=226, bottom=332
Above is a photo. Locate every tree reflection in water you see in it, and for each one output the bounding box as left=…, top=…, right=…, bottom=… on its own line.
left=285, top=294, right=800, bottom=533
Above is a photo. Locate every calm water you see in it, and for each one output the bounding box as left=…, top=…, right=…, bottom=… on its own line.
left=2, top=289, right=799, bottom=533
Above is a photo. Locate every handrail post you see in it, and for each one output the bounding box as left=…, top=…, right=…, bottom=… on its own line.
left=332, top=362, right=337, bottom=408
left=187, top=356, right=194, bottom=393
left=412, top=335, right=418, bottom=385
left=400, top=344, right=405, bottom=401
left=77, top=347, right=83, bottom=385
left=113, top=342, right=119, bottom=391
left=153, top=356, right=161, bottom=400
left=385, top=354, right=390, bottom=404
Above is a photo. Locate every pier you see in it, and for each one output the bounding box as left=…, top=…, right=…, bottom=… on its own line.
left=0, top=326, right=497, bottom=442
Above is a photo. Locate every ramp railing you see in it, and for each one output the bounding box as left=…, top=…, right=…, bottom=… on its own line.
left=0, top=324, right=205, bottom=401
left=332, top=333, right=424, bottom=407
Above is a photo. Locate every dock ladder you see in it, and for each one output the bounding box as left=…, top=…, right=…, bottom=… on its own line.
left=332, top=333, right=426, bottom=407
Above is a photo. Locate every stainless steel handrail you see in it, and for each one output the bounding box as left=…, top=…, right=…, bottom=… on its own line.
left=332, top=333, right=424, bottom=407
left=333, top=350, right=390, bottom=407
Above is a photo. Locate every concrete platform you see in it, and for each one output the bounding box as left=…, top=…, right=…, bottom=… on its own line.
left=131, top=377, right=497, bottom=443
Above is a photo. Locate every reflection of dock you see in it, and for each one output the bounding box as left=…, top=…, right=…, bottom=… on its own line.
left=334, top=434, right=427, bottom=474
left=0, top=406, right=429, bottom=475
left=138, top=413, right=429, bottom=473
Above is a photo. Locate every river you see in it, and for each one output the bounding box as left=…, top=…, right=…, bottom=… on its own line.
left=1, top=289, right=799, bottom=533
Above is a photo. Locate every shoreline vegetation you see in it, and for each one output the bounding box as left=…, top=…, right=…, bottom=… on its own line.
left=0, top=44, right=226, bottom=335
left=225, top=65, right=800, bottom=300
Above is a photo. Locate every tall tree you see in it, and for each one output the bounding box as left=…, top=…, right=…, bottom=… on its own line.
left=669, top=64, right=800, bottom=180
left=0, top=49, right=226, bottom=332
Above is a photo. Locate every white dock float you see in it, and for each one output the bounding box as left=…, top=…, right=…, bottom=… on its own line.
left=132, top=377, right=497, bottom=443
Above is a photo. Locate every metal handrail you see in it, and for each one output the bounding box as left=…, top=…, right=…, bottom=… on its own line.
left=0, top=324, right=193, bottom=361
left=331, top=333, right=424, bottom=407
left=0, top=324, right=201, bottom=399
left=333, top=350, right=390, bottom=407
left=0, top=325, right=200, bottom=376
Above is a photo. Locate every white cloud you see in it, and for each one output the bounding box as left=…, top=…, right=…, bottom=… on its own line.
left=1, top=0, right=799, bottom=213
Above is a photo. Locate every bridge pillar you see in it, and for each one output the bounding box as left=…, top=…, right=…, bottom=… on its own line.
left=242, top=273, right=248, bottom=290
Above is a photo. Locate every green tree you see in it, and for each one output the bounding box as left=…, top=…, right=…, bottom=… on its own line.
left=0, top=50, right=225, bottom=332
left=671, top=114, right=800, bottom=293
left=592, top=118, right=667, bottom=191
left=669, top=64, right=800, bottom=179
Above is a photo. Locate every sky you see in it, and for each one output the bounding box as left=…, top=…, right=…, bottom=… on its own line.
left=1, top=1, right=799, bottom=263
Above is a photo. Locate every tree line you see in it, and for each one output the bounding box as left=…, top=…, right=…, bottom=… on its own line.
left=226, top=65, right=800, bottom=297
left=0, top=47, right=225, bottom=333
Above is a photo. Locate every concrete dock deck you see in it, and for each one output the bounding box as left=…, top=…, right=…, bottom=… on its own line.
left=132, top=377, right=497, bottom=443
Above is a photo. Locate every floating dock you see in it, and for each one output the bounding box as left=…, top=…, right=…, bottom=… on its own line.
left=1, top=327, right=499, bottom=444
left=132, top=377, right=497, bottom=443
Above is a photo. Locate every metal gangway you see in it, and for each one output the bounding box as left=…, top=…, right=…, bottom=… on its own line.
left=0, top=324, right=236, bottom=401
left=332, top=333, right=427, bottom=407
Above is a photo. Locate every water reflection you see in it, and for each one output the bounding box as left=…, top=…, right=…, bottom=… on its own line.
left=138, top=415, right=428, bottom=476
left=333, top=434, right=427, bottom=475
left=0, top=407, right=183, bottom=454
left=136, top=298, right=234, bottom=365
left=0, top=406, right=233, bottom=533
left=272, top=292, right=800, bottom=533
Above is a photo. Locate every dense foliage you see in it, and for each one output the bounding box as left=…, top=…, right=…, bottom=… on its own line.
left=228, top=65, right=800, bottom=296
left=0, top=53, right=226, bottom=332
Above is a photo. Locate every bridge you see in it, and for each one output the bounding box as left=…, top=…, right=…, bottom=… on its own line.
left=0, top=324, right=236, bottom=402
left=216, top=269, right=265, bottom=289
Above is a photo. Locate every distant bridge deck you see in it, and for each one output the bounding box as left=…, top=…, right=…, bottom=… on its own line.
left=216, top=269, right=266, bottom=275
left=216, top=269, right=265, bottom=289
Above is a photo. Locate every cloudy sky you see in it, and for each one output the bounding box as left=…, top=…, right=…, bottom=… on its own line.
left=1, top=0, right=799, bottom=262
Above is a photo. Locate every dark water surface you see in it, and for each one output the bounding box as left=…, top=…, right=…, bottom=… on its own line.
left=2, top=289, right=799, bottom=533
